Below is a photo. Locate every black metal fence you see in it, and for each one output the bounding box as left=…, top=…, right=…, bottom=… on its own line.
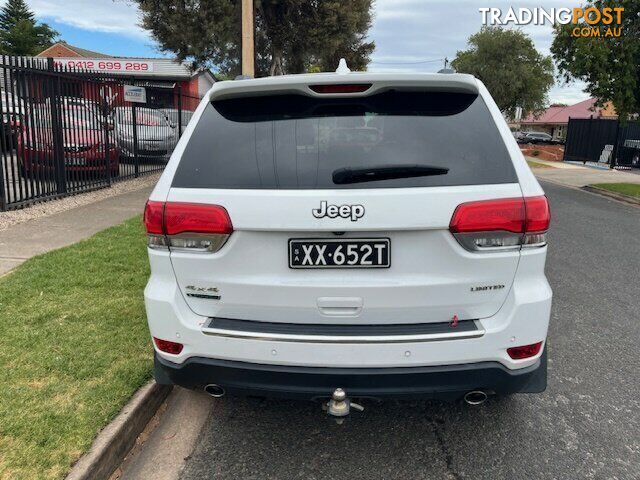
left=0, top=56, right=201, bottom=211
left=564, top=117, right=640, bottom=169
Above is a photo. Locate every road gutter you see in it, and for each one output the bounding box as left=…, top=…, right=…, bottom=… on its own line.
left=582, top=185, right=640, bottom=207
left=65, top=381, right=172, bottom=480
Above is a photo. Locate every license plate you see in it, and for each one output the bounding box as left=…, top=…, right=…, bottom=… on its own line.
left=289, top=238, right=390, bottom=269
left=65, top=157, right=86, bottom=166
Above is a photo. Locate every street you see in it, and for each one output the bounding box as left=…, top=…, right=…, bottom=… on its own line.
left=123, top=181, right=640, bottom=480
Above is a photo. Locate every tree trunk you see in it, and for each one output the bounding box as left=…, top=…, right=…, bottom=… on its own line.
left=269, top=49, right=284, bottom=76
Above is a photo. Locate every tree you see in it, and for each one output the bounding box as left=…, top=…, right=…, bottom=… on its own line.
left=451, top=27, right=554, bottom=117
left=551, top=0, right=640, bottom=120
left=135, top=0, right=374, bottom=77
left=0, top=0, right=58, bottom=55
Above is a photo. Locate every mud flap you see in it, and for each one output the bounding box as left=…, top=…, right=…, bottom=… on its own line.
left=518, top=347, right=548, bottom=393
left=154, top=353, right=174, bottom=385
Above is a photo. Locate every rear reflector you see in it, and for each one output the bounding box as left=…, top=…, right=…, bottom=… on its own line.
left=449, top=196, right=550, bottom=251
left=507, top=341, right=543, bottom=360
left=143, top=201, right=233, bottom=252
left=309, top=83, right=372, bottom=94
left=153, top=337, right=184, bottom=355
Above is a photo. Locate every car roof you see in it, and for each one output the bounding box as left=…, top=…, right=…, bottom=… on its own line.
left=207, top=72, right=480, bottom=101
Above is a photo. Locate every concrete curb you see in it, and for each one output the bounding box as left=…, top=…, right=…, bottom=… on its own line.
left=582, top=185, right=640, bottom=207
left=65, top=381, right=173, bottom=480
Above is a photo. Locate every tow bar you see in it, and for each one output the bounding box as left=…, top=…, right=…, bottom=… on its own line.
left=324, top=388, right=364, bottom=423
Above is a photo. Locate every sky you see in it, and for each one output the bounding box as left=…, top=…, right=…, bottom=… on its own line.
left=24, top=0, right=589, bottom=105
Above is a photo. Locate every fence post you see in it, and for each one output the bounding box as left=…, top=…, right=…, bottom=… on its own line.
left=0, top=81, right=5, bottom=211
left=47, top=58, right=67, bottom=195
left=0, top=122, right=5, bottom=211
left=563, top=117, right=570, bottom=162
left=101, top=83, right=112, bottom=186
left=610, top=119, right=621, bottom=169
left=131, top=86, right=139, bottom=177
left=177, top=85, right=183, bottom=137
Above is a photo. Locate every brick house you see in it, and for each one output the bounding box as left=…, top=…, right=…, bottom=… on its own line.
left=35, top=42, right=216, bottom=110
left=520, top=98, right=617, bottom=141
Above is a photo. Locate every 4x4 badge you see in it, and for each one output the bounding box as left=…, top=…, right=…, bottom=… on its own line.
left=185, top=285, right=221, bottom=300
left=312, top=201, right=365, bottom=222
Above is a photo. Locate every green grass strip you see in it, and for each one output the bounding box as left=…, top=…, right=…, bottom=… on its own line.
left=591, top=183, right=640, bottom=199
left=0, top=216, right=152, bottom=480
left=526, top=160, right=552, bottom=169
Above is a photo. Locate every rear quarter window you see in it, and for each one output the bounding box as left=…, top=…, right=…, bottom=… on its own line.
left=172, top=90, right=518, bottom=189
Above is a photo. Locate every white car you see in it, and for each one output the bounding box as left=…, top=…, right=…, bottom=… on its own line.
left=144, top=69, right=552, bottom=408
left=113, top=107, right=178, bottom=162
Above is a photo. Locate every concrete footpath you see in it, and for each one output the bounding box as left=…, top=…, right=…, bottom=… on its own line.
left=528, top=156, right=640, bottom=187
left=0, top=185, right=154, bottom=275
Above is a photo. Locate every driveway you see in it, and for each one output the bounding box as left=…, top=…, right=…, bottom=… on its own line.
left=120, top=181, right=640, bottom=480
left=530, top=157, right=640, bottom=187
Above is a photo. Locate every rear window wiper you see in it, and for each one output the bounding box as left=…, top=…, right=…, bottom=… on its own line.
left=332, top=164, right=449, bottom=185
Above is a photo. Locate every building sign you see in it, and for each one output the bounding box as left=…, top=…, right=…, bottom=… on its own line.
left=53, top=58, right=154, bottom=73
left=124, top=85, right=147, bottom=103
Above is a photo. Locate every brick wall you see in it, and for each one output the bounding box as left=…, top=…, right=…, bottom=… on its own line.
left=520, top=145, right=565, bottom=162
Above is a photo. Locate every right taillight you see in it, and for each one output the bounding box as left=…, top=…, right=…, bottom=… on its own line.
left=143, top=201, right=233, bottom=252
left=449, top=196, right=550, bottom=252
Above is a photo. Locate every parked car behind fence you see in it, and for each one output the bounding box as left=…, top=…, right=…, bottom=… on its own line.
left=161, top=108, right=194, bottom=132
left=114, top=107, right=178, bottom=164
left=17, top=104, right=119, bottom=179
left=0, top=55, right=203, bottom=211
left=518, top=131, right=563, bottom=145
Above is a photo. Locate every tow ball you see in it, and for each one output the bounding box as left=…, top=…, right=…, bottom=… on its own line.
left=324, top=388, right=364, bottom=423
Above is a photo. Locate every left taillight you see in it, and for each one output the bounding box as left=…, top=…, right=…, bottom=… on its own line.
left=143, top=201, right=233, bottom=252
left=144, top=200, right=167, bottom=248
left=449, top=196, right=550, bottom=252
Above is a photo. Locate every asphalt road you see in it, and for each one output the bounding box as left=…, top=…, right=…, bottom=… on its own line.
left=169, top=182, right=640, bottom=480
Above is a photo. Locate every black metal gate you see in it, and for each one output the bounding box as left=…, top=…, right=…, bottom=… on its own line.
left=0, top=55, right=200, bottom=211
left=563, top=117, right=640, bottom=168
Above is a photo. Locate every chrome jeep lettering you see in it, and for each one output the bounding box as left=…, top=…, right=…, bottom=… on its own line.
left=312, top=201, right=365, bottom=221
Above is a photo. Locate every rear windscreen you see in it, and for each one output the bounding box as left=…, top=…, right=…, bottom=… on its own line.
left=171, top=91, right=517, bottom=189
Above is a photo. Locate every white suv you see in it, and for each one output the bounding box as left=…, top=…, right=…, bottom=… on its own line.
left=144, top=71, right=551, bottom=404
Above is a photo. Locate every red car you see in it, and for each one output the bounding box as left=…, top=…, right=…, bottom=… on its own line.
left=17, top=106, right=119, bottom=178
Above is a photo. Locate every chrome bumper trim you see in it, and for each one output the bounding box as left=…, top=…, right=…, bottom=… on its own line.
left=201, top=322, right=485, bottom=344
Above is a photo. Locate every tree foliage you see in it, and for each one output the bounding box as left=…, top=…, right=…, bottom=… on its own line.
left=135, top=0, right=375, bottom=76
left=0, top=0, right=58, bottom=55
left=551, top=0, right=640, bottom=120
left=451, top=27, right=554, bottom=117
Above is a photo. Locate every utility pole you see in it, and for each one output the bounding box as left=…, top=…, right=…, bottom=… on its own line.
left=241, top=0, right=255, bottom=77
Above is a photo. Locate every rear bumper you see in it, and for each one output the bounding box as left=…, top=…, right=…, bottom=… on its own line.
left=154, top=348, right=547, bottom=401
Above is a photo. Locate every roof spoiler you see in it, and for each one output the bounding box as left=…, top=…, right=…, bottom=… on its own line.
left=209, top=73, right=479, bottom=102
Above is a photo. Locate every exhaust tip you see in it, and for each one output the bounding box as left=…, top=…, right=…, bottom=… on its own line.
left=464, top=390, right=488, bottom=405
left=204, top=384, right=225, bottom=398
